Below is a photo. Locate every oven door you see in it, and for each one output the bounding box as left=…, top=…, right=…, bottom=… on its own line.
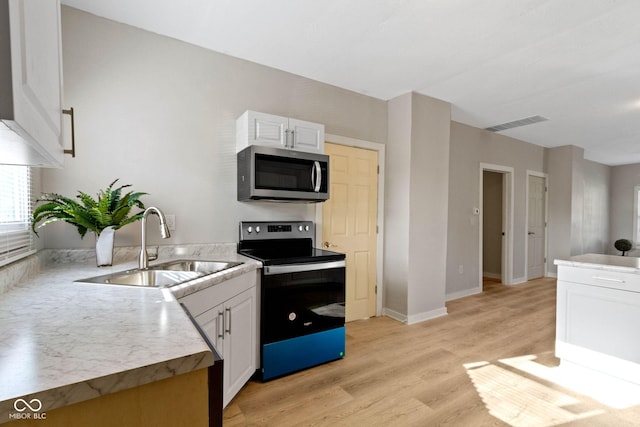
left=261, top=260, right=345, bottom=344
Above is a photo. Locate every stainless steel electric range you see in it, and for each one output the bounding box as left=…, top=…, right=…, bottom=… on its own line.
left=238, top=221, right=346, bottom=380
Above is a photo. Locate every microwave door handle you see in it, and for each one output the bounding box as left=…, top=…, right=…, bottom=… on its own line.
left=313, top=161, right=321, bottom=192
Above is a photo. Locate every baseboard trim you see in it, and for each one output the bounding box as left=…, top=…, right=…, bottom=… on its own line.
left=482, top=272, right=501, bottom=279
left=407, top=307, right=448, bottom=325
left=547, top=272, right=557, bottom=278
left=382, top=308, right=407, bottom=323
left=510, top=276, right=527, bottom=285
left=446, top=287, right=481, bottom=301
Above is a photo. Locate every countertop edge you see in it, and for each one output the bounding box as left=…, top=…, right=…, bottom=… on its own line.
left=0, top=350, right=214, bottom=421
left=554, top=254, right=640, bottom=274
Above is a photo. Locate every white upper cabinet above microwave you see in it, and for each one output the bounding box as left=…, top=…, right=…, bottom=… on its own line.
left=0, top=0, right=64, bottom=167
left=236, top=110, right=325, bottom=154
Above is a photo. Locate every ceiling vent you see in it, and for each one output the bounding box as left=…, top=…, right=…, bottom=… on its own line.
left=484, top=115, right=548, bottom=132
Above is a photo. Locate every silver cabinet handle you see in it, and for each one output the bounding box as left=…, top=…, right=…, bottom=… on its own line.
left=592, top=276, right=625, bottom=283
left=284, top=129, right=294, bottom=148
left=217, top=310, right=224, bottom=339
left=225, top=307, right=232, bottom=334
left=528, top=232, right=535, bottom=235
left=313, top=161, right=321, bottom=192
left=290, top=129, right=295, bottom=148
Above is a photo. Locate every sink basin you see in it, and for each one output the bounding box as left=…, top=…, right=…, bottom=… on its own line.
left=77, top=259, right=243, bottom=287
left=149, top=259, right=242, bottom=275
left=79, top=269, right=202, bottom=287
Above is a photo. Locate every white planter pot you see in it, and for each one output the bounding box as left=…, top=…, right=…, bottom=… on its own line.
left=95, top=226, right=116, bottom=267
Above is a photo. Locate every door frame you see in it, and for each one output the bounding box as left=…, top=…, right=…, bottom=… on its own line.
left=315, top=133, right=385, bottom=317
left=524, top=170, right=549, bottom=280
left=479, top=163, right=514, bottom=287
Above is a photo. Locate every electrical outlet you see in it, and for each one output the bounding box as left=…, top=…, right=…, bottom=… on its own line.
left=165, top=214, right=176, bottom=231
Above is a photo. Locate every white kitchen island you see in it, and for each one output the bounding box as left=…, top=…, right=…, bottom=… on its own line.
left=555, top=254, right=640, bottom=385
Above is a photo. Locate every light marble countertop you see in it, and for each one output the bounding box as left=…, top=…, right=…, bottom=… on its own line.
left=554, top=253, right=640, bottom=273
left=0, top=245, right=261, bottom=422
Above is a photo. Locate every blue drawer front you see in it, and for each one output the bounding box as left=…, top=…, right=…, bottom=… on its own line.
left=262, top=327, right=345, bottom=380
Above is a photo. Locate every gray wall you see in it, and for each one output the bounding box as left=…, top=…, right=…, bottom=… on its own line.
left=546, top=146, right=576, bottom=273
left=482, top=171, right=502, bottom=277
left=384, top=92, right=450, bottom=322
left=610, top=163, right=640, bottom=256
left=384, top=94, right=411, bottom=315
left=40, top=7, right=387, bottom=248
left=546, top=146, right=611, bottom=274
left=407, top=93, right=450, bottom=320
left=582, top=160, right=610, bottom=254
left=446, top=122, right=545, bottom=297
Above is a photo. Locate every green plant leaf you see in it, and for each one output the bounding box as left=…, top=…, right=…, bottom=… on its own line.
left=31, top=179, right=147, bottom=238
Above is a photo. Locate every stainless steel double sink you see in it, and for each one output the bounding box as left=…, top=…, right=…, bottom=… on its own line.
left=77, top=259, right=243, bottom=288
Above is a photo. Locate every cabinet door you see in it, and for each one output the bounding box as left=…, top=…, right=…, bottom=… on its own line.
left=194, top=302, right=225, bottom=354
left=7, top=0, right=64, bottom=166
left=247, top=110, right=288, bottom=149
left=289, top=118, right=324, bottom=153
left=223, top=286, right=256, bottom=407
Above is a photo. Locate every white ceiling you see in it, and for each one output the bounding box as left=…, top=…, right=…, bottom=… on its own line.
left=61, top=0, right=640, bottom=166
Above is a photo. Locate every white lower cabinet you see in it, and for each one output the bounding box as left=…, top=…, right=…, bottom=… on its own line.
left=221, top=288, right=256, bottom=404
left=179, top=271, right=258, bottom=408
left=556, top=264, right=640, bottom=384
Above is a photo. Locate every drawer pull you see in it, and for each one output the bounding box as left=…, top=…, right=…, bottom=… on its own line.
left=592, top=276, right=625, bottom=283
left=217, top=311, right=224, bottom=339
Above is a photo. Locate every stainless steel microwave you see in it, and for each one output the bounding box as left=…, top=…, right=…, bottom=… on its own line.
left=237, top=146, right=329, bottom=202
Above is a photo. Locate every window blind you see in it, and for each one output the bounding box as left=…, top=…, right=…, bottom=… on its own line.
left=0, top=165, right=35, bottom=267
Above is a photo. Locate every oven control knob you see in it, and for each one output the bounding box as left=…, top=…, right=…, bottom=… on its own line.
left=298, top=225, right=303, bottom=232
left=255, top=226, right=261, bottom=233
left=304, top=225, right=310, bottom=231
left=247, top=226, right=253, bottom=234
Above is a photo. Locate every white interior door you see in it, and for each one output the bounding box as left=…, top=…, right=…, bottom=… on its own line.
left=527, top=175, right=546, bottom=280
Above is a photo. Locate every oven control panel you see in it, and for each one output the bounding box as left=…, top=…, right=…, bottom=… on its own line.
left=239, top=221, right=315, bottom=241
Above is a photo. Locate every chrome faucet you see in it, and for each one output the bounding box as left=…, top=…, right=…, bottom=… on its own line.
left=139, top=207, right=171, bottom=269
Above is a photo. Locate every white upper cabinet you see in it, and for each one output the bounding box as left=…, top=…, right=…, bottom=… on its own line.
left=236, top=110, right=324, bottom=154
left=0, top=0, right=64, bottom=167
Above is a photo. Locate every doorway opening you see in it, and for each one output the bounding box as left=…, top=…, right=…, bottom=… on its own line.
left=482, top=171, right=503, bottom=284
left=479, top=163, right=514, bottom=290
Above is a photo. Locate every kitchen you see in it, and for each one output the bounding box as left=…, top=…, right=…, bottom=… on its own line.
left=3, top=1, right=640, bottom=426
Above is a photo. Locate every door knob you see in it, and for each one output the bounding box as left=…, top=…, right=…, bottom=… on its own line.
left=323, top=241, right=338, bottom=248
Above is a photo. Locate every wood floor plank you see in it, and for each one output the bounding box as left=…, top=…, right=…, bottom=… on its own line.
left=224, top=278, right=640, bottom=426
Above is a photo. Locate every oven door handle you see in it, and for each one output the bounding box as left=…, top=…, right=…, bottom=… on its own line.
left=263, top=260, right=345, bottom=275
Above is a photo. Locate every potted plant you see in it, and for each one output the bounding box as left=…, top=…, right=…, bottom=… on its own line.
left=31, top=179, right=147, bottom=266
left=614, top=239, right=633, bottom=256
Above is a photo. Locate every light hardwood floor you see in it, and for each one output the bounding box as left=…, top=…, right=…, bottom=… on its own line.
left=223, top=278, right=640, bottom=426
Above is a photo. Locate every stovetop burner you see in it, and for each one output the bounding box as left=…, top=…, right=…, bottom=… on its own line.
left=237, top=221, right=345, bottom=265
